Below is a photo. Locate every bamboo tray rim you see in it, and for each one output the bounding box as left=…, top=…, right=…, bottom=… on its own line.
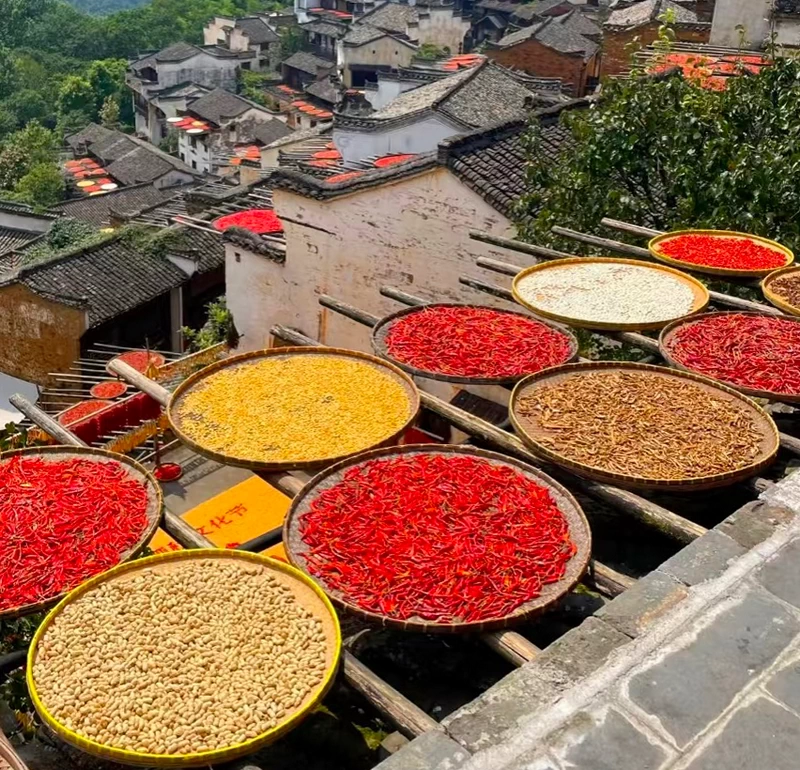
left=762, top=265, right=800, bottom=316
left=26, top=549, right=342, bottom=768
left=511, top=257, right=710, bottom=332
left=509, top=361, right=779, bottom=492
left=659, top=310, right=800, bottom=404
left=0, top=445, right=162, bottom=620
left=370, top=302, right=580, bottom=385
left=168, top=346, right=420, bottom=472
left=649, top=229, right=794, bottom=278
left=284, top=443, right=591, bottom=634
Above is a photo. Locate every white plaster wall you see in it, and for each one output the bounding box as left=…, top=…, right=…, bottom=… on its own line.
left=364, top=78, right=422, bottom=110
left=341, top=37, right=417, bottom=85
left=154, top=169, right=196, bottom=189
left=226, top=167, right=521, bottom=356
left=157, top=53, right=241, bottom=90
left=416, top=9, right=470, bottom=52
left=710, top=0, right=771, bottom=48
left=334, top=113, right=463, bottom=163
left=204, top=17, right=232, bottom=46
left=775, top=16, right=800, bottom=47
left=178, top=131, right=212, bottom=173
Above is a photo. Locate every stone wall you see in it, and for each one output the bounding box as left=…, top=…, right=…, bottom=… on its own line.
left=710, top=0, right=771, bottom=47
left=0, top=283, right=86, bottom=385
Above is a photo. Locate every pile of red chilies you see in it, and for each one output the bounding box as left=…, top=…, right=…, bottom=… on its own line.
left=667, top=313, right=800, bottom=395
left=0, top=456, right=149, bottom=611
left=301, top=454, right=576, bottom=623
left=385, top=306, right=573, bottom=378
left=658, top=234, right=786, bottom=270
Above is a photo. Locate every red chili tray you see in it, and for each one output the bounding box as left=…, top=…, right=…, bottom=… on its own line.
left=659, top=311, right=800, bottom=403
left=284, top=444, right=591, bottom=633
left=0, top=447, right=162, bottom=619
left=371, top=303, right=579, bottom=385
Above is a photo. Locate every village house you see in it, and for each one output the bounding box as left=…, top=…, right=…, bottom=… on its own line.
left=301, top=18, right=350, bottom=60
left=711, top=0, right=800, bottom=48
left=339, top=2, right=472, bottom=86
left=486, top=11, right=601, bottom=95
left=127, top=42, right=256, bottom=142
left=174, top=89, right=292, bottom=174
left=281, top=51, right=337, bottom=89
left=0, top=202, right=56, bottom=271
left=471, top=0, right=575, bottom=46
left=0, top=221, right=225, bottom=387
left=66, top=123, right=200, bottom=189
left=203, top=15, right=282, bottom=71
left=224, top=100, right=586, bottom=374
left=333, top=59, right=565, bottom=162
left=602, top=0, right=710, bottom=77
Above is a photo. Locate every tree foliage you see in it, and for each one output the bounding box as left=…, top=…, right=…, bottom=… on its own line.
left=14, top=162, right=65, bottom=208
left=182, top=297, right=239, bottom=352
left=516, top=55, right=800, bottom=257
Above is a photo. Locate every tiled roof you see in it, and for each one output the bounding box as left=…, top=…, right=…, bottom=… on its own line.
left=513, top=0, right=572, bottom=20
left=155, top=42, right=200, bottom=62
left=50, top=183, right=177, bottom=228
left=0, top=226, right=39, bottom=256
left=304, top=77, right=340, bottom=105
left=606, top=0, right=698, bottom=28
left=495, top=22, right=544, bottom=48
left=343, top=24, right=388, bottom=45
left=187, top=88, right=252, bottom=125
left=65, top=123, right=115, bottom=152
left=13, top=237, right=188, bottom=327
left=282, top=51, right=335, bottom=75
left=556, top=9, right=602, bottom=37
left=91, top=133, right=139, bottom=163
left=301, top=19, right=348, bottom=38
left=439, top=62, right=543, bottom=126
left=443, top=100, right=587, bottom=217
left=106, top=149, right=178, bottom=186
left=355, top=2, right=418, bottom=34
left=369, top=67, right=477, bottom=121
left=534, top=16, right=599, bottom=58
left=235, top=16, right=280, bottom=44
left=250, top=119, right=294, bottom=146
left=263, top=123, right=332, bottom=152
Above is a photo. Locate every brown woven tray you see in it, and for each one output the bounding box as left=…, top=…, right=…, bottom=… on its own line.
left=168, top=346, right=420, bottom=472
left=284, top=443, right=591, bottom=634
left=0, top=445, right=162, bottom=620
left=511, top=257, right=710, bottom=331
left=659, top=311, right=800, bottom=403
left=649, top=229, right=794, bottom=278
left=509, top=362, right=779, bottom=492
left=0, top=731, right=28, bottom=770
left=762, top=265, right=800, bottom=316
left=371, top=303, right=579, bottom=385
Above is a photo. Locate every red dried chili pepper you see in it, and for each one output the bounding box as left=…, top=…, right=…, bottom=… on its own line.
left=213, top=209, right=283, bottom=235
left=115, top=350, right=166, bottom=373
left=299, top=454, right=576, bottom=624
left=89, top=380, right=128, bottom=399
left=666, top=313, right=800, bottom=395
left=0, top=455, right=149, bottom=611
left=658, top=233, right=786, bottom=271
left=57, top=400, right=113, bottom=426
left=384, top=306, right=573, bottom=379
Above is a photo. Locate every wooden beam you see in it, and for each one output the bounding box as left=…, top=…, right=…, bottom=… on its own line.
left=550, top=226, right=652, bottom=259
left=600, top=218, right=663, bottom=238
left=482, top=631, right=541, bottom=667
left=469, top=230, right=574, bottom=260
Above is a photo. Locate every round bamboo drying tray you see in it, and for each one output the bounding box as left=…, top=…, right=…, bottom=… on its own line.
left=27, top=550, right=341, bottom=768
left=659, top=311, right=800, bottom=403
left=0, top=733, right=27, bottom=770
left=168, top=347, right=420, bottom=472
left=511, top=257, right=709, bottom=331
left=509, top=362, right=779, bottom=492
left=648, top=229, right=794, bottom=278
left=370, top=303, right=579, bottom=385
left=0, top=446, right=162, bottom=620
left=284, top=443, right=591, bottom=633
left=762, top=265, right=800, bottom=315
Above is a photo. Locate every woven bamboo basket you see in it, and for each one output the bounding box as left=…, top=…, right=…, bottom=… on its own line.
left=509, top=362, right=779, bottom=492
left=26, top=550, right=342, bottom=768
left=0, top=731, right=28, bottom=770
left=659, top=311, right=800, bottom=403
left=649, top=229, right=794, bottom=278
left=0, top=445, right=162, bottom=620
left=370, top=303, right=579, bottom=385
left=762, top=265, right=800, bottom=315
left=168, top=346, right=420, bottom=472
left=511, top=257, right=709, bottom=331
left=284, top=443, right=591, bottom=633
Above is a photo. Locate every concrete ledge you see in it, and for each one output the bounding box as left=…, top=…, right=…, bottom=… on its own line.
left=371, top=729, right=470, bottom=770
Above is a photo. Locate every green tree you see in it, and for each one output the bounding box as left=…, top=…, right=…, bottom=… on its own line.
left=0, top=121, right=58, bottom=189
left=87, top=58, right=126, bottom=111
left=182, top=297, right=239, bottom=352
left=516, top=56, right=800, bottom=257
left=4, top=90, right=49, bottom=128
left=99, top=94, right=120, bottom=128
left=279, top=25, right=304, bottom=59
left=14, top=162, right=65, bottom=208
left=57, top=75, right=96, bottom=116
left=0, top=107, right=17, bottom=139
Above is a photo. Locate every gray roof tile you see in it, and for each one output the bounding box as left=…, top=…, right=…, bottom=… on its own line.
left=355, top=2, right=418, bottom=34
left=606, top=0, right=698, bottom=28
left=282, top=51, right=335, bottom=75
left=187, top=88, right=252, bottom=124
left=301, top=19, right=348, bottom=38
left=343, top=24, right=389, bottom=45
left=0, top=226, right=39, bottom=257
left=50, top=184, right=177, bottom=228
left=235, top=16, right=280, bottom=44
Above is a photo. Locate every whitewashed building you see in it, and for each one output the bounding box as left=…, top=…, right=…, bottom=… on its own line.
left=203, top=15, right=282, bottom=71
left=711, top=0, right=800, bottom=48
